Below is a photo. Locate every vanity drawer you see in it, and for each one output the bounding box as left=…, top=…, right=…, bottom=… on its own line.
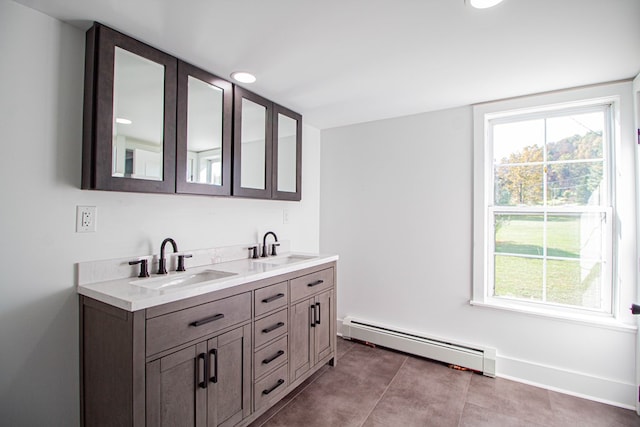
left=146, top=292, right=251, bottom=356
left=254, top=364, right=289, bottom=411
left=254, top=335, right=288, bottom=380
left=254, top=281, right=288, bottom=317
left=290, top=267, right=334, bottom=302
left=254, top=308, right=288, bottom=348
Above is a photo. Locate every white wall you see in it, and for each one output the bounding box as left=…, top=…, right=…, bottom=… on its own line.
left=320, top=103, right=637, bottom=407
left=0, top=1, right=320, bottom=425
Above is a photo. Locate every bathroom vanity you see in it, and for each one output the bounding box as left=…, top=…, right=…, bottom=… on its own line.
left=78, top=248, right=337, bottom=426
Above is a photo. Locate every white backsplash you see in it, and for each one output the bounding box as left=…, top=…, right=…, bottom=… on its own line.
left=77, top=240, right=291, bottom=286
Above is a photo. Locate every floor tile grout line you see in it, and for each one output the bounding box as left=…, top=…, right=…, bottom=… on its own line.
left=357, top=354, right=409, bottom=427
left=456, top=370, right=475, bottom=427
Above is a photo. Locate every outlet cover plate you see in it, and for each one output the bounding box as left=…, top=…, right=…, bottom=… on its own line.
left=76, top=206, right=97, bottom=232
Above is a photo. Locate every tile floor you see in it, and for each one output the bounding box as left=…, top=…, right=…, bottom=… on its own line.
left=250, top=338, right=640, bottom=427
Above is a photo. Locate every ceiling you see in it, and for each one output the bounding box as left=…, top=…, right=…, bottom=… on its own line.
left=14, top=0, right=640, bottom=130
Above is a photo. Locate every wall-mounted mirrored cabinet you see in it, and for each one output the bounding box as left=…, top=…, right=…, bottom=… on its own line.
left=233, top=87, right=302, bottom=201
left=176, top=61, right=233, bottom=196
left=82, top=23, right=301, bottom=201
left=82, top=23, right=177, bottom=193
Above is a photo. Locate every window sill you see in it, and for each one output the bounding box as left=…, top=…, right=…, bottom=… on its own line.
left=470, top=299, right=637, bottom=333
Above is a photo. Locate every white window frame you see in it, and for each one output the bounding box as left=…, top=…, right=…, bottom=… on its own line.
left=472, top=82, right=635, bottom=326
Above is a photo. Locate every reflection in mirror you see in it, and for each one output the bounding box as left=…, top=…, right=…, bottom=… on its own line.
left=186, top=76, right=224, bottom=185
left=112, top=47, right=165, bottom=181
left=240, top=98, right=267, bottom=190
left=277, top=114, right=297, bottom=193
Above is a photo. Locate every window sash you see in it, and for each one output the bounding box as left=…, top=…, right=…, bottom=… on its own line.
left=487, top=206, right=613, bottom=313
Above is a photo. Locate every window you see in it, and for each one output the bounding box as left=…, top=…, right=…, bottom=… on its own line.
left=472, top=85, right=630, bottom=320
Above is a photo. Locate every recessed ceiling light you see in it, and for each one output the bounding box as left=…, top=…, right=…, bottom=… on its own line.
left=230, top=71, right=257, bottom=84
left=468, top=0, right=504, bottom=8
left=115, top=117, right=132, bottom=125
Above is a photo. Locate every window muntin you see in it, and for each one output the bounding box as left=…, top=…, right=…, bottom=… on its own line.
left=487, top=105, right=612, bottom=314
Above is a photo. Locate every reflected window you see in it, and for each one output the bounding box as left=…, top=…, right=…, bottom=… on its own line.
left=277, top=114, right=297, bottom=192
left=186, top=76, right=224, bottom=185
left=112, top=47, right=165, bottom=181
left=240, top=98, right=267, bottom=190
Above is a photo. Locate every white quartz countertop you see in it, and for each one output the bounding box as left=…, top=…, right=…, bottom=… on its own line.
left=77, top=253, right=339, bottom=312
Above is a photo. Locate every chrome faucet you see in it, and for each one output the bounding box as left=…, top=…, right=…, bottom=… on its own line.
left=261, top=231, right=280, bottom=257
left=158, top=238, right=178, bottom=274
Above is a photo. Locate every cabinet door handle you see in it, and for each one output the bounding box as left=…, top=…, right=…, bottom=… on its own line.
left=315, top=302, right=321, bottom=325
left=262, top=293, right=285, bottom=304
left=307, top=280, right=324, bottom=287
left=262, top=350, right=285, bottom=365
left=209, top=349, right=218, bottom=384
left=190, top=313, right=224, bottom=327
left=262, top=322, right=285, bottom=334
left=262, top=379, right=285, bottom=395
left=310, top=305, right=316, bottom=328
left=197, top=353, right=207, bottom=389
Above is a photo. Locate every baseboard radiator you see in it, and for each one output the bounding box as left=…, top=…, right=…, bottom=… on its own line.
left=341, top=316, right=496, bottom=377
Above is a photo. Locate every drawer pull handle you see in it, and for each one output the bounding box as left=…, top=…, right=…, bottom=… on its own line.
left=315, top=302, right=321, bottom=325
left=307, top=279, right=324, bottom=287
left=262, top=293, right=285, bottom=304
left=197, top=353, right=207, bottom=389
left=310, top=305, right=316, bottom=328
left=262, top=379, right=285, bottom=395
left=262, top=322, right=285, bottom=334
left=209, top=349, right=218, bottom=384
left=262, top=350, right=285, bottom=365
left=190, top=313, right=224, bottom=327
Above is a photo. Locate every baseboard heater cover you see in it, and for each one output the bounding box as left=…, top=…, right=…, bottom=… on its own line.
left=342, top=316, right=496, bottom=377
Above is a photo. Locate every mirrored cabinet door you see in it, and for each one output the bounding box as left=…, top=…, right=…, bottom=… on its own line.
left=176, top=61, right=232, bottom=195
left=272, top=104, right=302, bottom=201
left=233, top=87, right=273, bottom=198
left=82, top=23, right=177, bottom=193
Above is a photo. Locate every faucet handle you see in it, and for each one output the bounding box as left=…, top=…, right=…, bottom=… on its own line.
left=129, top=259, right=149, bottom=278
left=270, top=243, right=280, bottom=256
left=247, top=246, right=259, bottom=259
left=176, top=254, right=193, bottom=272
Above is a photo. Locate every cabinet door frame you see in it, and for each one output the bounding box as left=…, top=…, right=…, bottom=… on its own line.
left=232, top=86, right=273, bottom=198
left=207, top=324, right=252, bottom=427
left=314, top=290, right=334, bottom=362
left=290, top=297, right=314, bottom=381
left=176, top=60, right=233, bottom=196
left=272, top=104, right=302, bottom=201
left=82, top=22, right=177, bottom=193
left=146, top=342, right=207, bottom=427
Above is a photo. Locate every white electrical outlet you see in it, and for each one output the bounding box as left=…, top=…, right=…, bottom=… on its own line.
left=283, top=209, right=290, bottom=224
left=76, top=206, right=97, bottom=232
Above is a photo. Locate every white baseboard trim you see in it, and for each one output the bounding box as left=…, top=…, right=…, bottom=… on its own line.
left=497, top=355, right=636, bottom=410
left=336, top=318, right=635, bottom=409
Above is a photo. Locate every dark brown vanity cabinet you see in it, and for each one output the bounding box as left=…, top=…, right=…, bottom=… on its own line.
left=80, top=262, right=336, bottom=427
left=82, top=23, right=177, bottom=193
left=233, top=87, right=302, bottom=201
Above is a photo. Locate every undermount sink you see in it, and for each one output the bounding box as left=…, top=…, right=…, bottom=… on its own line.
left=130, top=269, right=237, bottom=290
left=253, top=254, right=315, bottom=266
